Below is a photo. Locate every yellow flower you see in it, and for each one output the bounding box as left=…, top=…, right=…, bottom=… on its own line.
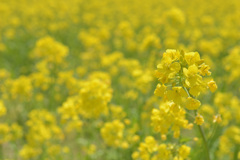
left=154, top=84, right=167, bottom=97
left=140, top=34, right=161, bottom=51
left=183, top=64, right=202, bottom=87
left=133, top=136, right=158, bottom=160
left=213, top=114, right=222, bottom=123
left=145, top=136, right=158, bottom=152
left=155, top=62, right=181, bottom=84
left=32, top=36, right=68, bottom=64
left=87, top=144, right=96, bottom=155
left=178, top=145, right=191, bottom=159
left=0, top=124, right=10, bottom=144
left=132, top=151, right=139, bottom=160
left=184, top=52, right=200, bottom=65
left=161, top=134, right=167, bottom=141
left=0, top=100, right=6, bottom=117
left=199, top=63, right=211, bottom=76
left=194, top=114, right=204, bottom=125
left=151, top=102, right=190, bottom=137
left=189, top=84, right=205, bottom=97
left=166, top=87, right=188, bottom=104
left=109, top=105, right=126, bottom=120
left=162, top=49, right=180, bottom=62
left=78, top=78, right=112, bottom=118
left=19, top=145, right=41, bottom=159
left=185, top=97, right=201, bottom=110
left=208, top=80, right=217, bottom=92
left=100, top=120, right=125, bottom=147
left=10, top=123, right=23, bottom=141
left=156, top=144, right=171, bottom=159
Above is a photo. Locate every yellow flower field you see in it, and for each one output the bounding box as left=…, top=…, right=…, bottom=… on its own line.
left=0, top=0, right=240, bottom=159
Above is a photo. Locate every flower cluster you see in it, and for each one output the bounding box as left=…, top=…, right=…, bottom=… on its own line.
left=218, top=126, right=240, bottom=159
left=151, top=102, right=192, bottom=138
left=132, top=136, right=191, bottom=160
left=154, top=50, right=217, bottom=129
left=31, top=36, right=69, bottom=64
left=223, top=47, right=240, bottom=82
left=100, top=120, right=125, bottom=148
left=2, top=76, right=33, bottom=100
left=155, top=49, right=217, bottom=101
left=19, top=109, right=65, bottom=159
left=0, top=100, right=22, bottom=144
left=78, top=78, right=112, bottom=118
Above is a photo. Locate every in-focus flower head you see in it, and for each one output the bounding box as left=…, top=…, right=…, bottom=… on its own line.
left=155, top=49, right=217, bottom=110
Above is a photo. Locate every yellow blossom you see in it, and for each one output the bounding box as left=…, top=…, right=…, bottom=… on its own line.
left=208, top=80, right=217, bottom=92
left=0, top=100, right=6, bottom=117
left=185, top=97, right=201, bottom=110
left=194, top=114, right=204, bottom=125
left=178, top=145, right=191, bottom=159
left=154, top=84, right=167, bottom=97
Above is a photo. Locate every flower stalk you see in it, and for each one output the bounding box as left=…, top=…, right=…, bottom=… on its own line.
left=184, top=86, right=211, bottom=160
left=194, top=110, right=211, bottom=160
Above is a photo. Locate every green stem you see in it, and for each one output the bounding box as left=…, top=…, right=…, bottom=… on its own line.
left=180, top=68, right=211, bottom=160
left=208, top=122, right=218, bottom=147
left=0, top=144, right=3, bottom=159
left=183, top=85, right=211, bottom=160
left=233, top=145, right=239, bottom=160
left=194, top=110, right=211, bottom=160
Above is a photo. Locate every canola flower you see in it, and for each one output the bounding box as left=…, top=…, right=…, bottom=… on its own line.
left=153, top=49, right=217, bottom=160
left=19, top=109, right=65, bottom=159
left=132, top=136, right=191, bottom=160
left=151, top=101, right=192, bottom=139
left=100, top=120, right=125, bottom=148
